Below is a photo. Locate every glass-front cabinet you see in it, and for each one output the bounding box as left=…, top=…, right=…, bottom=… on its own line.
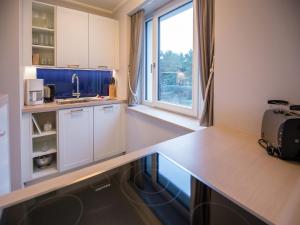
left=32, top=1, right=55, bottom=66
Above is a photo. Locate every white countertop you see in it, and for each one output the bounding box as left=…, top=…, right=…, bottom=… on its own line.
left=22, top=99, right=126, bottom=113
left=0, top=126, right=299, bottom=225
left=0, top=95, right=8, bottom=106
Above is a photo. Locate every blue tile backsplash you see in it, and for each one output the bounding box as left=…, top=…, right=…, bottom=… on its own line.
left=37, top=69, right=112, bottom=99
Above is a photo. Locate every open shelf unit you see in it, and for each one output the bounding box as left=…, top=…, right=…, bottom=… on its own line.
left=31, top=111, right=58, bottom=180
left=32, top=161, right=57, bottom=180
left=32, top=1, right=56, bottom=66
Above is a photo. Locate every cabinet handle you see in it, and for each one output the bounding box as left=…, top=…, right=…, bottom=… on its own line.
left=98, top=66, right=108, bottom=69
left=0, top=130, right=6, bottom=137
left=68, top=64, right=79, bottom=68
left=70, top=109, right=84, bottom=113
left=100, top=105, right=114, bottom=110
left=103, top=106, right=113, bottom=110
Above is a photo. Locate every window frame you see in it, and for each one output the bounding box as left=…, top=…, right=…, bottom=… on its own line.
left=143, top=0, right=199, bottom=117
left=144, top=19, right=153, bottom=103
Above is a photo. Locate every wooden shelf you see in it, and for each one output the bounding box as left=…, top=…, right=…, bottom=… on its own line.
left=32, top=162, right=58, bottom=180
left=33, top=65, right=56, bottom=68
left=32, top=26, right=54, bottom=32
left=32, top=44, right=55, bottom=50
left=32, top=130, right=56, bottom=138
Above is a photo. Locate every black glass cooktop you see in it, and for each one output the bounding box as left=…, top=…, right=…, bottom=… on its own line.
left=0, top=154, right=266, bottom=225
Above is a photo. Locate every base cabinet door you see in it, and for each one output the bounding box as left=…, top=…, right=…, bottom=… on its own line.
left=94, top=105, right=123, bottom=161
left=59, top=107, right=93, bottom=171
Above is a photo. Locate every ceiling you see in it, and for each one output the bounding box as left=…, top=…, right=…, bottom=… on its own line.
left=63, top=0, right=128, bottom=14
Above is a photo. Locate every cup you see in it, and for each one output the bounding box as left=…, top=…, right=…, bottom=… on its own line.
left=39, top=33, right=45, bottom=45
left=44, top=34, right=49, bottom=46
left=32, top=33, right=39, bottom=45
left=49, top=35, right=54, bottom=46
left=44, top=121, right=52, bottom=132
left=40, top=12, right=48, bottom=28
left=32, top=10, right=40, bottom=27
left=41, top=56, right=47, bottom=65
left=47, top=57, right=53, bottom=66
left=32, top=53, right=40, bottom=65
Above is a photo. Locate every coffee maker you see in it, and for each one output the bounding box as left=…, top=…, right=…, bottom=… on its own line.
left=24, top=79, right=44, bottom=106
left=44, top=84, right=56, bottom=103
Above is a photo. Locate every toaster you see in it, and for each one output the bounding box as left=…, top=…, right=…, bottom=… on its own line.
left=260, top=102, right=300, bottom=160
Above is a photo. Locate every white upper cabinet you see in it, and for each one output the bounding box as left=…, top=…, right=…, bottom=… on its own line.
left=89, top=14, right=119, bottom=70
left=57, top=7, right=89, bottom=68
left=23, top=3, right=120, bottom=69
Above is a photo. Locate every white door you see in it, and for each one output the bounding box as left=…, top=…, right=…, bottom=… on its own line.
left=58, top=107, right=93, bottom=171
left=94, top=105, right=123, bottom=161
left=0, top=103, right=10, bottom=195
left=89, top=14, right=119, bottom=70
left=57, top=7, right=89, bottom=68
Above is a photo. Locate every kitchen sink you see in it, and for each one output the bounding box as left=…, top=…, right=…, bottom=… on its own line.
left=56, top=97, right=103, bottom=105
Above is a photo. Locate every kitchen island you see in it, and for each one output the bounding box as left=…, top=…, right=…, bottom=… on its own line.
left=0, top=126, right=299, bottom=225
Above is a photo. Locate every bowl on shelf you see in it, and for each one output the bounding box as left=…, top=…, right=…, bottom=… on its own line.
left=34, top=154, right=54, bottom=168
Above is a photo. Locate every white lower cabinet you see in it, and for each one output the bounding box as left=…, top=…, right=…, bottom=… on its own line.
left=0, top=102, right=10, bottom=195
left=21, top=104, right=124, bottom=183
left=94, top=105, right=123, bottom=161
left=58, top=107, right=94, bottom=171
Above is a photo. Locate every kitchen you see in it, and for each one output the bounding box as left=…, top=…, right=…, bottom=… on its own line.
left=0, top=0, right=300, bottom=225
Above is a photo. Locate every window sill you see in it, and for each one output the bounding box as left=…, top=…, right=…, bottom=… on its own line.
left=127, top=105, right=205, bottom=131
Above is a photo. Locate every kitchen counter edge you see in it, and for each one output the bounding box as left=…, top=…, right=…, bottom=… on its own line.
left=22, top=99, right=127, bottom=113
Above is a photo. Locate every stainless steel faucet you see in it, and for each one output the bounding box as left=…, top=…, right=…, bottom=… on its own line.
left=72, top=73, right=80, bottom=99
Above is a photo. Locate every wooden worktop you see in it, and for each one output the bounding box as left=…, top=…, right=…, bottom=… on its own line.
left=0, top=95, right=8, bottom=106
left=22, top=99, right=126, bottom=113
left=0, top=126, right=299, bottom=225
left=156, top=127, right=300, bottom=225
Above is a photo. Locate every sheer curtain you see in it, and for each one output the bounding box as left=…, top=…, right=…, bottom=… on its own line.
left=128, top=10, right=145, bottom=106
left=195, top=0, right=215, bottom=127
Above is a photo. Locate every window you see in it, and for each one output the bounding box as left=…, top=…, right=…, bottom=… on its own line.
left=145, top=20, right=153, bottom=101
left=144, top=1, right=197, bottom=116
left=158, top=3, right=193, bottom=108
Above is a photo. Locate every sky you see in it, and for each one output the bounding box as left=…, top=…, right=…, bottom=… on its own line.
left=160, top=6, right=193, bottom=54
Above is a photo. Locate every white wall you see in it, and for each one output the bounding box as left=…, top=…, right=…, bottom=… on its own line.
left=126, top=109, right=191, bottom=152
left=0, top=0, right=23, bottom=190
left=215, top=0, right=300, bottom=137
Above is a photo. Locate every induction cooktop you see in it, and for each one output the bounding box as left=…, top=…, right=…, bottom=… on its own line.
left=0, top=154, right=266, bottom=225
